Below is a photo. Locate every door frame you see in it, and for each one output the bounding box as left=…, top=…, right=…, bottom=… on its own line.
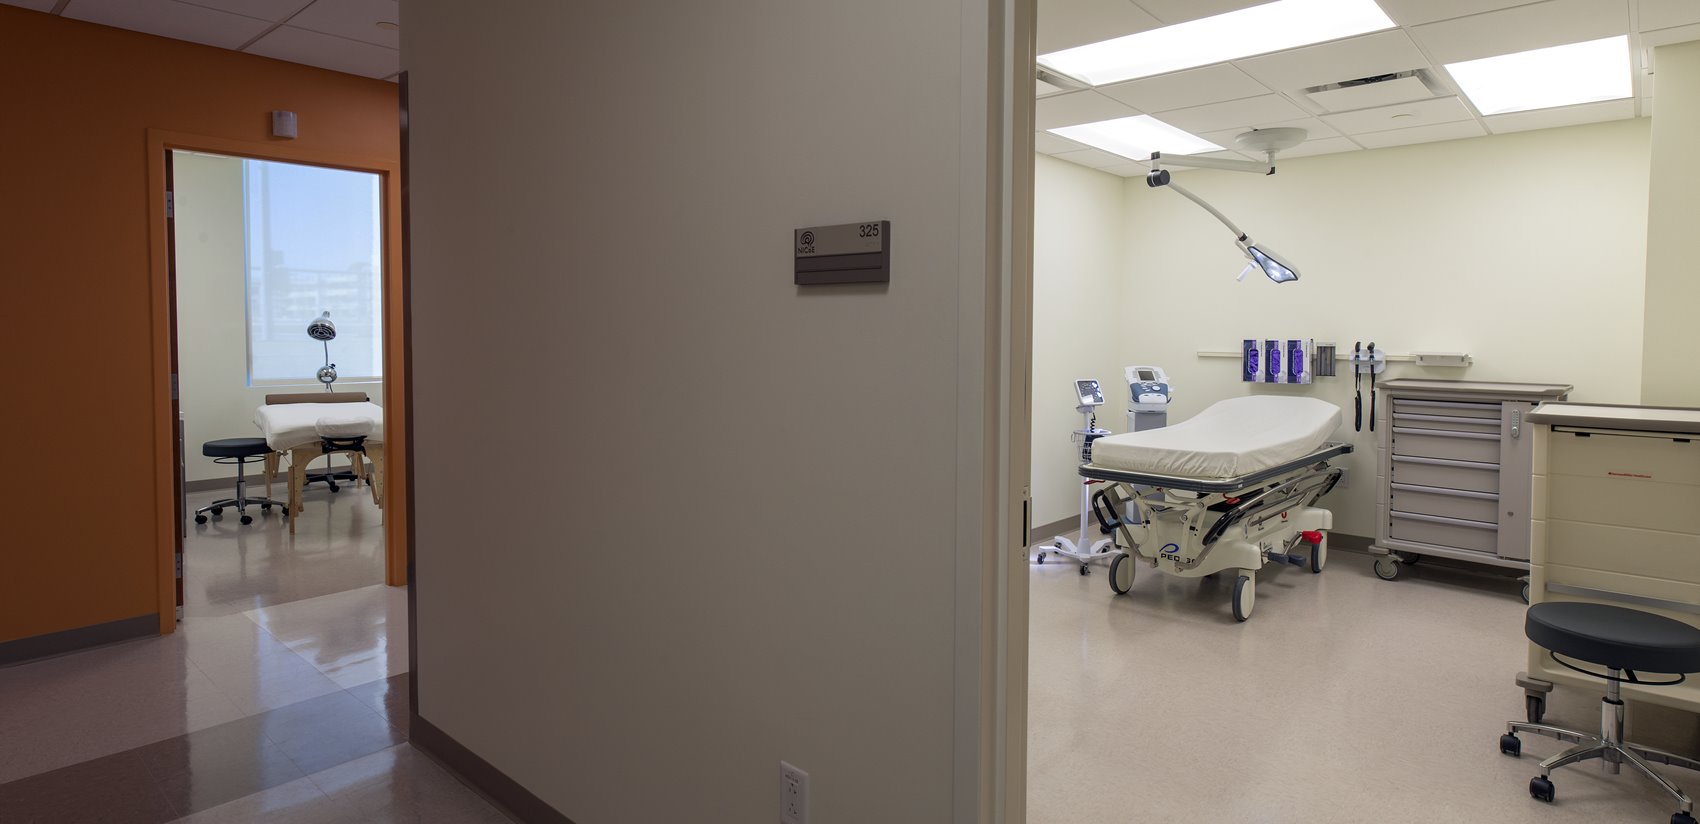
left=146, top=129, right=410, bottom=634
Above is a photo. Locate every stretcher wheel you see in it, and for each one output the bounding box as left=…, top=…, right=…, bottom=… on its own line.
left=1525, top=695, right=1545, bottom=725
left=1499, top=734, right=1521, bottom=757
left=239, top=515, right=253, bottom=525
left=1393, top=551, right=1422, bottom=566
left=194, top=514, right=207, bottom=525
left=1109, top=553, right=1133, bottom=595
left=1309, top=537, right=1326, bottom=573
left=1232, top=575, right=1254, bottom=622
left=1673, top=812, right=1696, bottom=824
left=1373, top=556, right=1400, bottom=581
left=1520, top=581, right=1530, bottom=604
left=1529, top=776, right=1554, bottom=803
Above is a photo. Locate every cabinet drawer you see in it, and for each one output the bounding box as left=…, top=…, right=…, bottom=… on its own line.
left=1391, top=456, right=1500, bottom=494
left=1392, top=427, right=1502, bottom=464
left=1390, top=512, right=1499, bottom=554
left=1390, top=484, right=1500, bottom=523
left=1392, top=399, right=1501, bottom=419
left=1391, top=413, right=1501, bottom=436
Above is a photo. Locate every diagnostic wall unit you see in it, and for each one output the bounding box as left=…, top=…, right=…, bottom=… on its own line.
left=1370, top=380, right=1572, bottom=582
left=1520, top=403, right=1700, bottom=715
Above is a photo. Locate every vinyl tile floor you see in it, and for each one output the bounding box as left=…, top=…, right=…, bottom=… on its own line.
left=0, top=479, right=509, bottom=823
left=1026, top=534, right=1700, bottom=824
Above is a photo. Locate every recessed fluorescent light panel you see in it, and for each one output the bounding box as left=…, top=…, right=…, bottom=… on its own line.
left=1037, top=0, right=1396, bottom=86
left=1445, top=36, right=1632, bottom=116
left=1049, top=116, right=1223, bottom=161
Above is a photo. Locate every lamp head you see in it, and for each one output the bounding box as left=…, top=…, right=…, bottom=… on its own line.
left=307, top=311, right=337, bottom=341
left=1236, top=237, right=1299, bottom=284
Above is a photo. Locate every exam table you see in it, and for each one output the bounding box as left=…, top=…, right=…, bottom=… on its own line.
left=1080, top=395, right=1350, bottom=621
left=255, top=392, right=385, bottom=533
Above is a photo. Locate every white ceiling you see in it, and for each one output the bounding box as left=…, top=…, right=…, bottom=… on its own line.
left=1037, top=0, right=1700, bottom=176
left=3, top=0, right=400, bottom=80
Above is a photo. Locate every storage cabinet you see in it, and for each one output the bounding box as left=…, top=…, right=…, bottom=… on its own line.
left=1370, top=380, right=1572, bottom=588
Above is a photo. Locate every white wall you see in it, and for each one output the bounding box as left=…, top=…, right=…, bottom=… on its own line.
left=1031, top=155, right=1125, bottom=528
left=1033, top=118, right=1652, bottom=539
left=404, top=2, right=1004, bottom=822
left=1642, top=40, right=1700, bottom=406
left=173, top=151, right=381, bottom=483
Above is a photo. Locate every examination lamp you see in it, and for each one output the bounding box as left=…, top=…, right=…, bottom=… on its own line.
left=1144, top=127, right=1306, bottom=285
left=307, top=311, right=338, bottom=391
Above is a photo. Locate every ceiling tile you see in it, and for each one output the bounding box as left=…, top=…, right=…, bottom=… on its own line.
left=244, top=24, right=398, bottom=78
left=1233, top=30, right=1431, bottom=91
left=1098, top=162, right=1152, bottom=177
left=1036, top=90, right=1141, bottom=129
left=1373, top=0, right=1545, bottom=27
left=62, top=0, right=272, bottom=49
left=1052, top=147, right=1141, bottom=168
left=1034, top=131, right=1088, bottom=154
left=287, top=0, right=399, bottom=48
left=1, top=0, right=60, bottom=12
left=1037, top=0, right=1161, bottom=54
left=1151, top=94, right=1308, bottom=134
left=1639, top=0, right=1700, bottom=31
left=1641, top=22, right=1700, bottom=46
left=174, top=0, right=313, bottom=22
left=1276, top=136, right=1364, bottom=158
left=1131, top=0, right=1271, bottom=25
left=1484, top=97, right=1636, bottom=132
left=1097, top=64, right=1271, bottom=112
left=1321, top=95, right=1476, bottom=134
left=1201, top=117, right=1341, bottom=148
left=1410, top=0, right=1631, bottom=65
left=1352, top=118, right=1488, bottom=148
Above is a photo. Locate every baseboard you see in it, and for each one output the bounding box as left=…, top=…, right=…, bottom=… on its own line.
left=1030, top=515, right=1077, bottom=543
left=1329, top=533, right=1374, bottom=553
left=410, top=714, right=574, bottom=824
left=0, top=614, right=158, bottom=668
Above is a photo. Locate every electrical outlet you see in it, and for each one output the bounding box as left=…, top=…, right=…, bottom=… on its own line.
left=780, top=761, right=808, bottom=824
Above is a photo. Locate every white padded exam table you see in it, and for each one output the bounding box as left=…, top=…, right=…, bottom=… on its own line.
left=254, top=395, right=385, bottom=533
left=1079, top=396, right=1352, bottom=621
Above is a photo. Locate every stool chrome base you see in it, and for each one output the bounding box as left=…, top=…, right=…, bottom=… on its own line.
left=193, top=456, right=288, bottom=527
left=1502, top=671, right=1697, bottom=820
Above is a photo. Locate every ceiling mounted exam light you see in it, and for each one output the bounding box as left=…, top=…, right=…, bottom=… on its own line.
left=1144, top=128, right=1306, bottom=284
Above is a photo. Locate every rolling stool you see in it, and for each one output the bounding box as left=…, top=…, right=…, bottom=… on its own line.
left=1500, top=601, right=1700, bottom=823
left=194, top=437, right=287, bottom=526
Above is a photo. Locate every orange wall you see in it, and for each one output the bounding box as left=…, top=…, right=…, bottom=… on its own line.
left=0, top=8, right=401, bottom=644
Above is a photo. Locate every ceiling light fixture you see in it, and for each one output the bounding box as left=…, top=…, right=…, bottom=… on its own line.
left=1445, top=36, right=1631, bottom=116
left=1037, top=0, right=1396, bottom=87
left=1048, top=115, right=1223, bottom=161
left=1144, top=128, right=1308, bottom=284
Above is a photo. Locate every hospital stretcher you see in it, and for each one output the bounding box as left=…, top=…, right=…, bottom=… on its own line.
left=253, top=393, right=386, bottom=533
left=1077, top=396, right=1351, bottom=622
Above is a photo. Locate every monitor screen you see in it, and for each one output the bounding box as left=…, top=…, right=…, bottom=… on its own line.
left=1137, top=369, right=1155, bottom=381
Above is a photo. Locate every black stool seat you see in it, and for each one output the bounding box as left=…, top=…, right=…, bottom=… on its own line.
left=1527, top=602, right=1700, bottom=675
left=202, top=437, right=271, bottom=459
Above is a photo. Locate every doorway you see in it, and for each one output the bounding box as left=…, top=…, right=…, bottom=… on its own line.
left=147, top=130, right=410, bottom=637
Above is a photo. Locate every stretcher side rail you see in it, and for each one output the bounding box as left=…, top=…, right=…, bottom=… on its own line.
left=1077, top=442, right=1354, bottom=493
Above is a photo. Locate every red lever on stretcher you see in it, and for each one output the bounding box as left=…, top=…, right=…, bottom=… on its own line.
left=1300, top=530, right=1324, bottom=544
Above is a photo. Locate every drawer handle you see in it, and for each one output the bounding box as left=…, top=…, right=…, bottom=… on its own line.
left=1390, top=510, right=1499, bottom=530
left=1394, top=413, right=1502, bottom=427
left=1390, top=482, right=1499, bottom=501
left=1393, top=400, right=1501, bottom=411
left=1391, top=455, right=1499, bottom=470
left=1393, top=426, right=1502, bottom=442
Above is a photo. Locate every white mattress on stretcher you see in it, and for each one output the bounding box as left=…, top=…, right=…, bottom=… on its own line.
left=254, top=402, right=385, bottom=453
left=1089, top=395, right=1341, bottom=480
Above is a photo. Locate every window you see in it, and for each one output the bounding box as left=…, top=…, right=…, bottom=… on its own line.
left=244, top=159, right=384, bottom=385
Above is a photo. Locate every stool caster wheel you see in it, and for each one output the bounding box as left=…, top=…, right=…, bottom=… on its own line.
left=1499, top=734, right=1521, bottom=757
left=1672, top=812, right=1696, bottom=824
left=328, top=483, right=340, bottom=493
left=1035, top=551, right=1046, bottom=564
left=239, top=515, right=253, bottom=525
left=1078, top=564, right=1090, bottom=576
left=1525, top=695, right=1545, bottom=725
left=1373, top=556, right=1399, bottom=581
left=194, top=514, right=207, bottom=525
left=261, top=504, right=272, bottom=512
left=1529, top=776, right=1554, bottom=803
left=210, top=506, right=224, bottom=516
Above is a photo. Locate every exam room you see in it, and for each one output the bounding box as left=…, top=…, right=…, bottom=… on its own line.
left=1026, top=1, right=1699, bottom=821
